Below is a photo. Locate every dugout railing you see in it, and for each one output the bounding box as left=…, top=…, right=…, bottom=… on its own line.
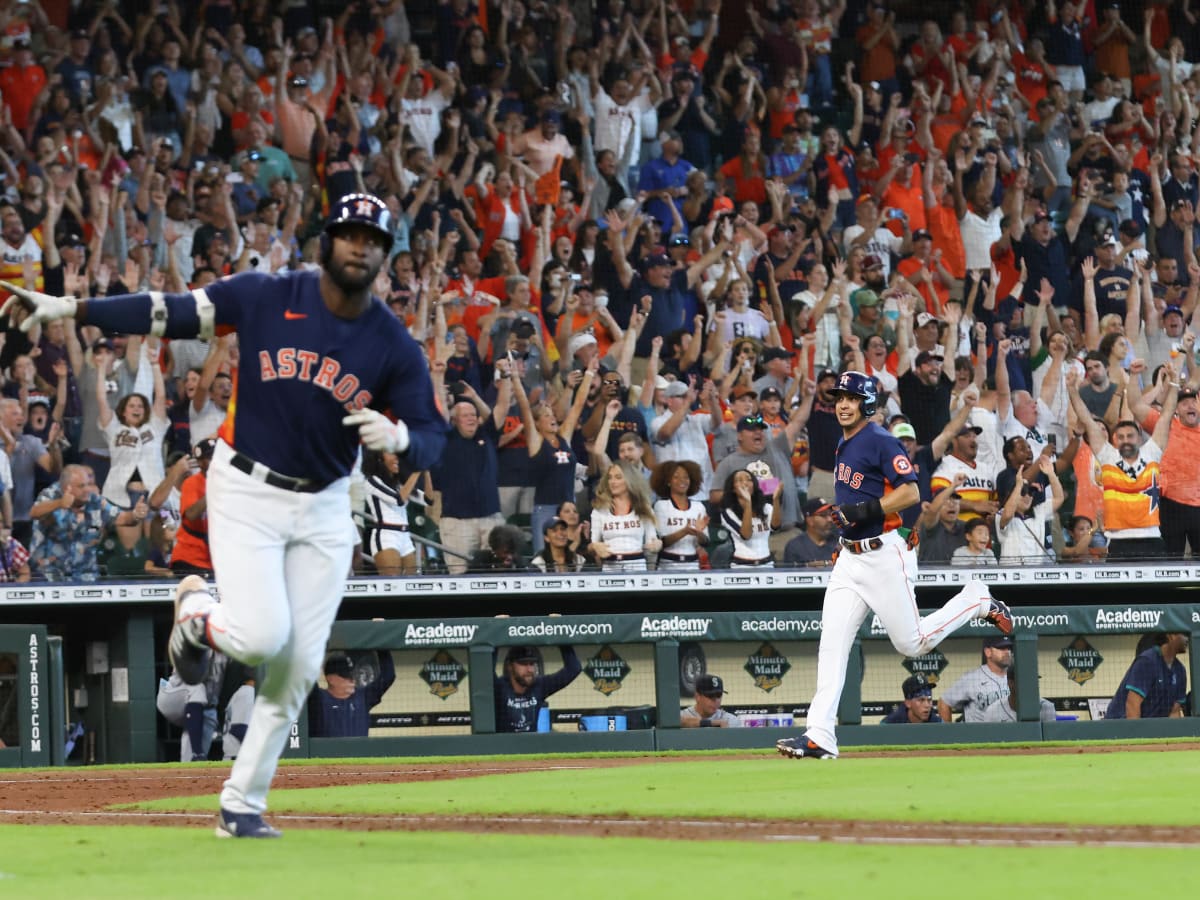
left=0, top=568, right=1198, bottom=765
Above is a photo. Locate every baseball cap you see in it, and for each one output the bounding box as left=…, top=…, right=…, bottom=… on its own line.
left=71, top=28, right=90, bottom=40
left=245, top=149, right=264, bottom=163
left=956, top=424, right=984, bottom=437
left=1119, top=218, right=1143, bottom=237
left=914, top=349, right=944, bottom=367
left=1179, top=386, right=1199, bottom=400
left=803, top=497, right=831, bottom=517
left=540, top=109, right=563, bottom=125
left=92, top=337, right=114, bottom=353
left=641, top=253, right=672, bottom=271
left=654, top=375, right=671, bottom=391
left=862, top=254, right=884, bottom=270
left=902, top=674, right=934, bottom=699
left=1171, top=197, right=1192, bottom=211
left=915, top=311, right=941, bottom=329
left=737, top=414, right=769, bottom=431
left=761, top=346, right=795, bottom=363
left=505, top=646, right=541, bottom=664
left=695, top=673, right=726, bottom=697
left=817, top=368, right=839, bottom=382
left=731, top=385, right=758, bottom=399
left=511, top=318, right=537, bottom=339
left=891, top=422, right=917, bottom=440
left=567, top=332, right=597, bottom=357
left=853, top=289, right=880, bottom=307
left=323, top=653, right=355, bottom=680
left=984, top=636, right=1015, bottom=650
left=903, top=151, right=922, bottom=164
left=668, top=232, right=690, bottom=247
left=663, top=380, right=689, bottom=398
left=969, top=115, right=989, bottom=127
left=1100, top=233, right=1121, bottom=249
left=1164, top=304, right=1185, bottom=318
left=759, top=386, right=783, bottom=401
left=1033, top=209, right=1052, bottom=223
left=192, top=438, right=217, bottom=460
left=912, top=228, right=932, bottom=242
left=542, top=516, right=569, bottom=534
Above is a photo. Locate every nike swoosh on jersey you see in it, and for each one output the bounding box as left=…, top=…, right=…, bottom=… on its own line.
left=284, top=310, right=308, bottom=320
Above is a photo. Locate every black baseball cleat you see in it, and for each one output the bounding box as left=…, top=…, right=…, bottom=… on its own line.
left=168, top=576, right=213, bottom=685
left=984, top=598, right=1014, bottom=636
left=776, top=737, right=837, bottom=760
left=215, top=808, right=282, bottom=838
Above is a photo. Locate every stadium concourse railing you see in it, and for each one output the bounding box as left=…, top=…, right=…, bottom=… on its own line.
left=1, top=563, right=1199, bottom=766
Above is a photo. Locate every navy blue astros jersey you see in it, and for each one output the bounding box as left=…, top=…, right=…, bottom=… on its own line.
left=203, top=269, right=446, bottom=483
left=834, top=421, right=917, bottom=540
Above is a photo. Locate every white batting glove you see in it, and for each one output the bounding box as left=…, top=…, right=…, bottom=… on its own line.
left=0, top=281, right=79, bottom=332
left=342, top=408, right=411, bottom=454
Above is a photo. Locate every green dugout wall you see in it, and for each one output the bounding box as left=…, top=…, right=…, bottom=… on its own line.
left=2, top=570, right=1198, bottom=765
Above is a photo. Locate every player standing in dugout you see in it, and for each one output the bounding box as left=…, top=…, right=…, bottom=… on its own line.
left=2, top=192, right=447, bottom=837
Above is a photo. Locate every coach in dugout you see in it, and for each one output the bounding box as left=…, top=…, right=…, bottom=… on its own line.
left=307, top=652, right=397, bottom=738
left=494, top=645, right=581, bottom=733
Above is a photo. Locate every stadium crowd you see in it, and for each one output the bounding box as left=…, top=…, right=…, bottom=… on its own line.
left=2, top=0, right=1200, bottom=580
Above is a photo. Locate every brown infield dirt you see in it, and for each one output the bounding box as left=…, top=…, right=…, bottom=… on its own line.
left=4, top=746, right=1200, bottom=847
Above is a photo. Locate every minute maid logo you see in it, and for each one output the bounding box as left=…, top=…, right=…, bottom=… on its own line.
left=419, top=650, right=467, bottom=700
left=1058, top=637, right=1103, bottom=686
left=902, top=650, right=948, bottom=685
left=583, top=644, right=631, bottom=695
left=744, top=642, right=791, bottom=693
left=1094, top=608, right=1163, bottom=630
left=640, top=615, right=712, bottom=639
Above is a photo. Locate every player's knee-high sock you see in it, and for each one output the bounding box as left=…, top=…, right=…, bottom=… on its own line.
left=183, top=702, right=207, bottom=761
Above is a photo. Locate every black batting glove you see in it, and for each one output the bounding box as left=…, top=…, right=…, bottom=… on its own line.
left=832, top=498, right=884, bottom=527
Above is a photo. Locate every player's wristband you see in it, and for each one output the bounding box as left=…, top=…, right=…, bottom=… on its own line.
left=840, top=498, right=884, bottom=525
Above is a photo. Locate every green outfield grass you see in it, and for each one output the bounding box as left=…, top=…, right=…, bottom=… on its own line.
left=135, top=751, right=1200, bottom=826
left=1, top=825, right=1197, bottom=900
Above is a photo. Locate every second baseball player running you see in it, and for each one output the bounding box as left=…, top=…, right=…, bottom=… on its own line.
left=776, top=372, right=1013, bottom=761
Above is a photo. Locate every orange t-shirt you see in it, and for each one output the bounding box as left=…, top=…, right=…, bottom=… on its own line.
left=172, top=472, right=211, bottom=570
left=855, top=24, right=896, bottom=82
left=880, top=178, right=927, bottom=234
left=925, top=202, right=966, bottom=279
left=719, top=157, right=767, bottom=205
left=1144, top=409, right=1200, bottom=505
left=896, top=257, right=948, bottom=313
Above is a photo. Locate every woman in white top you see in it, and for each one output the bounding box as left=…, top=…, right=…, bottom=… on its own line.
left=361, top=448, right=421, bottom=575
left=650, top=460, right=709, bottom=571
left=710, top=279, right=773, bottom=349
left=588, top=462, right=661, bottom=573
left=96, top=352, right=169, bottom=507
left=719, top=468, right=782, bottom=567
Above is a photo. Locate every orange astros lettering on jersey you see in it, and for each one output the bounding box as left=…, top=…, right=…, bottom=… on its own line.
left=257, top=348, right=372, bottom=410
left=1100, top=460, right=1161, bottom=531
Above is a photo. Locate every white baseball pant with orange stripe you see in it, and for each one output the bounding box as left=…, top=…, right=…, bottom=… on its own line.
left=804, top=530, right=993, bottom=755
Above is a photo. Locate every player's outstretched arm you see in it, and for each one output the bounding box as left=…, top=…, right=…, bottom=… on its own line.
left=0, top=278, right=226, bottom=341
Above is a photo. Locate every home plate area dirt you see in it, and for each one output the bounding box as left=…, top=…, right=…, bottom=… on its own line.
left=3, top=749, right=1200, bottom=847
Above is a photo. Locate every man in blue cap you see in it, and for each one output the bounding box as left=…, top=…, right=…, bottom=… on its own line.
left=881, top=674, right=943, bottom=724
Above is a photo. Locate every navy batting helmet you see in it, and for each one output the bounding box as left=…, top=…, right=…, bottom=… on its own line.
left=834, top=370, right=878, bottom=416
left=321, top=192, right=394, bottom=263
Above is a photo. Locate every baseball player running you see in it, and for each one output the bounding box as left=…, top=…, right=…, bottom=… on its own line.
left=776, top=372, right=1012, bottom=761
left=2, top=193, right=446, bottom=836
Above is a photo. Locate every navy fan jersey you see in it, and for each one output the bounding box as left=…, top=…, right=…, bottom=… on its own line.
left=834, top=421, right=917, bottom=541
left=179, top=270, right=444, bottom=483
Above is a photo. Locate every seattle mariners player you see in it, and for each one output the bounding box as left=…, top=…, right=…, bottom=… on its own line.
left=776, top=372, right=1012, bottom=760
left=2, top=193, right=447, bottom=836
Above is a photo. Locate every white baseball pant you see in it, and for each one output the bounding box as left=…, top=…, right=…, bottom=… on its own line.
left=804, top=531, right=992, bottom=755
left=203, top=441, right=354, bottom=815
